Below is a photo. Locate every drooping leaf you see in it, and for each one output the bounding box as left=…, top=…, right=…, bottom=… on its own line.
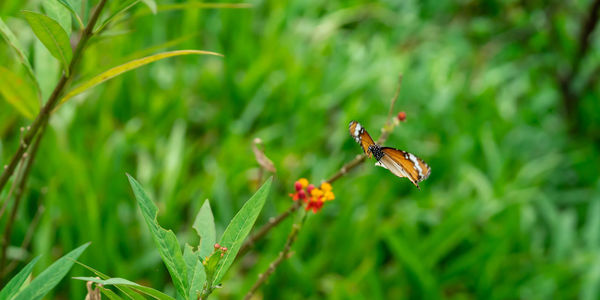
left=60, top=50, right=223, bottom=105
left=212, top=177, right=272, bottom=285
left=22, top=10, right=72, bottom=75
left=13, top=242, right=90, bottom=300
left=0, top=256, right=40, bottom=300
left=73, top=277, right=175, bottom=300
left=0, top=66, right=40, bottom=119
left=193, top=200, right=216, bottom=259
left=73, top=260, right=145, bottom=300
left=127, top=174, right=189, bottom=299
left=0, top=17, right=41, bottom=101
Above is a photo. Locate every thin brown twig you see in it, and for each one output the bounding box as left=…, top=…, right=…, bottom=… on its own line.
left=0, top=0, right=108, bottom=195
left=244, top=213, right=307, bottom=300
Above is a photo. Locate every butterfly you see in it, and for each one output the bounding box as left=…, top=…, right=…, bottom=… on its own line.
left=349, top=120, right=430, bottom=189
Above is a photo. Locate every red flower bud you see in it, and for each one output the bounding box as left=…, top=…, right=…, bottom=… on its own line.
left=214, top=243, right=220, bottom=249
left=221, top=247, right=228, bottom=252
left=298, top=189, right=306, bottom=199
left=294, top=181, right=303, bottom=191
left=397, top=111, right=406, bottom=122
left=307, top=184, right=315, bottom=194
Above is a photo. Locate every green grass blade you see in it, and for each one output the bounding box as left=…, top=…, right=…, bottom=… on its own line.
left=59, top=50, right=223, bottom=105
left=21, top=10, right=72, bottom=76
left=127, top=174, right=189, bottom=300
left=0, top=17, right=41, bottom=102
left=0, top=256, right=40, bottom=300
left=73, top=277, right=175, bottom=300
left=213, top=177, right=272, bottom=285
left=383, top=231, right=440, bottom=300
left=13, top=242, right=90, bottom=300
left=193, top=200, right=216, bottom=259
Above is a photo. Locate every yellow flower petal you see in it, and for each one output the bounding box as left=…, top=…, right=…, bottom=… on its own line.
left=298, top=178, right=309, bottom=188
left=311, top=188, right=323, bottom=197
left=320, top=182, right=332, bottom=192
left=324, top=191, right=335, bottom=201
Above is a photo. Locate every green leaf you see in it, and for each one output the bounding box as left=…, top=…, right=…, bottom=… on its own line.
left=73, top=277, right=175, bottom=300
left=140, top=0, right=157, bottom=14
left=0, top=17, right=41, bottom=102
left=43, top=0, right=72, bottom=36
left=13, top=242, right=90, bottom=300
left=56, top=0, right=84, bottom=29
left=0, top=66, right=40, bottom=119
left=212, top=177, right=272, bottom=285
left=60, top=50, right=223, bottom=105
left=193, top=200, right=216, bottom=259
left=72, top=260, right=145, bottom=300
left=99, top=287, right=123, bottom=300
left=0, top=256, right=40, bottom=300
left=22, top=10, right=72, bottom=75
left=183, top=244, right=206, bottom=300
left=127, top=174, right=189, bottom=299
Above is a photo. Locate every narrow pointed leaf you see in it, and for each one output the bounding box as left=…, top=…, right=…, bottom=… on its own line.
left=0, top=256, right=40, bottom=300
left=73, top=277, right=175, bottom=300
left=22, top=11, right=72, bottom=75
left=213, top=177, right=272, bottom=285
left=193, top=200, right=216, bottom=259
left=13, top=242, right=90, bottom=300
left=73, top=260, right=145, bottom=300
left=60, top=50, right=223, bottom=105
left=127, top=174, right=189, bottom=299
left=0, top=17, right=41, bottom=101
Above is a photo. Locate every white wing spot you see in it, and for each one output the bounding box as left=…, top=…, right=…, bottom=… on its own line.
left=354, top=123, right=362, bottom=137
left=408, top=153, right=424, bottom=179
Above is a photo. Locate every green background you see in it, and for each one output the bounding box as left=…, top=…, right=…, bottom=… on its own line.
left=1, top=0, right=600, bottom=299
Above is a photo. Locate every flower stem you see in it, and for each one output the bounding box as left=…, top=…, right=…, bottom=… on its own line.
left=244, top=212, right=307, bottom=299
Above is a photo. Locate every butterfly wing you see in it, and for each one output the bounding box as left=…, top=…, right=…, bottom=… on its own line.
left=376, top=147, right=431, bottom=188
left=349, top=121, right=376, bottom=158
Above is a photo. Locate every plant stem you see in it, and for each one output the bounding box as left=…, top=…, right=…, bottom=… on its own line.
left=244, top=213, right=307, bottom=299
left=0, top=0, right=108, bottom=195
left=0, top=122, right=46, bottom=273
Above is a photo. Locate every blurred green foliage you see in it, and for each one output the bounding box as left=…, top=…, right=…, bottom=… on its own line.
left=1, top=0, right=600, bottom=299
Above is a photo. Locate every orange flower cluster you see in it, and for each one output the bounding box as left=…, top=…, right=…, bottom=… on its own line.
left=289, top=178, right=335, bottom=213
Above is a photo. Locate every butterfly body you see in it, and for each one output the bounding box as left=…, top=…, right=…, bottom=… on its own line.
left=349, top=120, right=430, bottom=189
